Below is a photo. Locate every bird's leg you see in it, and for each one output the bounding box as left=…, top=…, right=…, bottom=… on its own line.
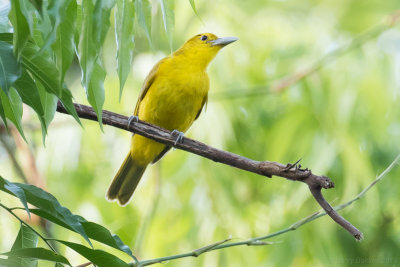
left=127, top=115, right=139, bottom=129
left=171, top=130, right=185, bottom=146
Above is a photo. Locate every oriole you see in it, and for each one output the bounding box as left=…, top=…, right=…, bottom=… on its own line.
left=107, top=33, right=238, bottom=205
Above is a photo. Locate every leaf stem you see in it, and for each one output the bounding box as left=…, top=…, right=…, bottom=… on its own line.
left=0, top=202, right=57, bottom=252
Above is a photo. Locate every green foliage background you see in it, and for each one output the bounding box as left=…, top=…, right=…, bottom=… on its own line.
left=1, top=0, right=400, bottom=266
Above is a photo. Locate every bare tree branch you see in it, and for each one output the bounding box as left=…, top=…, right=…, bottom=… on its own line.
left=56, top=101, right=362, bottom=240
left=134, top=154, right=400, bottom=266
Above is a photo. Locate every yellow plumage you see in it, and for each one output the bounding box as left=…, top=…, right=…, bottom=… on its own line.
left=107, top=33, right=238, bottom=205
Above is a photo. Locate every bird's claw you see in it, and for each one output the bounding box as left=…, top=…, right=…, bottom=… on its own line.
left=127, top=116, right=139, bottom=128
left=171, top=130, right=184, bottom=146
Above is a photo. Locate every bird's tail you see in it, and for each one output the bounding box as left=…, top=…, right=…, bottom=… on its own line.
left=106, top=153, right=147, bottom=205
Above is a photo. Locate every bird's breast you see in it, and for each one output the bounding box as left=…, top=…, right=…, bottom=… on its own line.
left=138, top=69, right=209, bottom=132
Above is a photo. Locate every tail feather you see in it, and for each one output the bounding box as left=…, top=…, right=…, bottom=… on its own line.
left=107, top=153, right=147, bottom=205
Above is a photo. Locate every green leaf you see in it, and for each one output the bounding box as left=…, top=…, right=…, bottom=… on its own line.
left=8, top=224, right=38, bottom=267
left=52, top=0, right=77, bottom=83
left=0, top=87, right=26, bottom=141
left=2, top=248, right=70, bottom=266
left=28, top=0, right=43, bottom=14
left=37, top=82, right=57, bottom=143
left=0, top=95, right=8, bottom=128
left=78, top=0, right=113, bottom=126
left=188, top=0, right=200, bottom=18
left=0, top=33, right=81, bottom=125
left=0, top=2, right=11, bottom=33
left=8, top=0, right=30, bottom=59
left=19, top=41, right=63, bottom=98
left=19, top=0, right=35, bottom=35
left=59, top=87, right=81, bottom=126
left=135, top=0, right=152, bottom=46
left=116, top=0, right=135, bottom=100
left=55, top=240, right=130, bottom=267
left=0, top=258, right=19, bottom=266
left=77, top=0, right=96, bottom=112
left=86, top=60, right=105, bottom=129
left=0, top=176, right=92, bottom=247
left=81, top=222, right=136, bottom=261
left=0, top=40, right=22, bottom=95
left=13, top=70, right=46, bottom=135
left=39, top=0, right=73, bottom=55
left=158, top=0, right=174, bottom=50
left=3, top=180, right=30, bottom=218
left=27, top=209, right=136, bottom=260
left=12, top=225, right=38, bottom=250
left=93, top=0, right=116, bottom=45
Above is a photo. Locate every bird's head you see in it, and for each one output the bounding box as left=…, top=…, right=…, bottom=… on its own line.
left=173, top=33, right=238, bottom=69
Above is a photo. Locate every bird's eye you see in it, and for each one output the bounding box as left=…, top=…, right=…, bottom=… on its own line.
left=201, top=35, right=208, bottom=41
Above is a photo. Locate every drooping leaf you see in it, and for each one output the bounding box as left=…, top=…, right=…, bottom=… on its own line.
left=77, top=0, right=96, bottom=113
left=19, top=41, right=62, bottom=98
left=135, top=0, right=152, bottom=46
left=0, top=33, right=81, bottom=125
left=11, top=224, right=38, bottom=250
left=8, top=224, right=38, bottom=267
left=80, top=221, right=136, bottom=260
left=13, top=70, right=46, bottom=135
left=37, top=81, right=57, bottom=143
left=115, top=0, right=135, bottom=100
left=0, top=2, right=11, bottom=33
left=0, top=87, right=26, bottom=141
left=93, top=0, right=116, bottom=45
left=188, top=0, right=200, bottom=19
left=28, top=0, right=43, bottom=15
left=55, top=240, right=130, bottom=267
left=27, top=209, right=136, bottom=260
left=3, top=180, right=30, bottom=217
left=0, top=40, right=21, bottom=94
left=0, top=176, right=92, bottom=247
left=8, top=0, right=30, bottom=59
left=158, top=0, right=174, bottom=50
left=2, top=248, right=70, bottom=266
left=86, top=60, right=105, bottom=129
left=0, top=258, right=19, bottom=266
left=0, top=95, right=8, bottom=128
left=18, top=0, right=35, bottom=34
left=59, top=86, right=81, bottom=126
left=77, top=0, right=113, bottom=126
left=38, top=0, right=73, bottom=55
left=52, top=0, right=77, bottom=83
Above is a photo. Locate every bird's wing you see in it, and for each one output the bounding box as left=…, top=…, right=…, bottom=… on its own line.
left=194, top=94, right=208, bottom=121
left=152, top=95, right=208, bottom=164
left=134, top=57, right=168, bottom=116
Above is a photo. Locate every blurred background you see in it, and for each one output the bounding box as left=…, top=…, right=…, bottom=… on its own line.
left=1, top=0, right=400, bottom=266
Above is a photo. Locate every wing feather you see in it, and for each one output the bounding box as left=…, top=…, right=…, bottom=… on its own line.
left=134, top=57, right=169, bottom=116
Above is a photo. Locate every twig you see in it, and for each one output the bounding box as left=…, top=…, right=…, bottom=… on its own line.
left=211, top=10, right=400, bottom=100
left=56, top=102, right=361, bottom=240
left=0, top=202, right=57, bottom=252
left=136, top=238, right=234, bottom=267
left=134, top=154, right=400, bottom=266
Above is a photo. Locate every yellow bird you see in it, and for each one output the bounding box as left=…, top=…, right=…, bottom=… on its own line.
left=107, top=33, right=238, bottom=205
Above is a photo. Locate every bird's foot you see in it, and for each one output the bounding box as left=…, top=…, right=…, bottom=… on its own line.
left=127, top=115, right=139, bottom=128
left=171, top=130, right=185, bottom=146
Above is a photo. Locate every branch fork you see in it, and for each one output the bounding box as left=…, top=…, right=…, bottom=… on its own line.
left=56, top=101, right=363, bottom=240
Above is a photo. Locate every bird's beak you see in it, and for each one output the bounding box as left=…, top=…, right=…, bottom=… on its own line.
left=209, top=37, right=238, bottom=47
